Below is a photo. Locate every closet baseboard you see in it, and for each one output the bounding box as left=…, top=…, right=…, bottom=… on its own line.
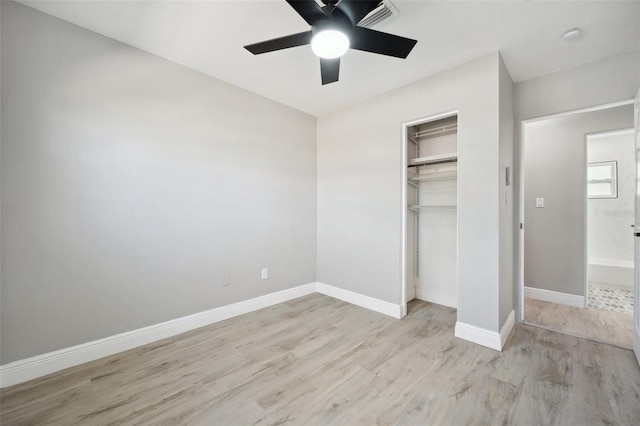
left=415, top=288, right=457, bottom=308
left=455, top=310, right=514, bottom=352
left=316, top=282, right=403, bottom=319
left=500, top=310, right=515, bottom=348
left=454, top=322, right=502, bottom=351
left=524, top=286, right=585, bottom=308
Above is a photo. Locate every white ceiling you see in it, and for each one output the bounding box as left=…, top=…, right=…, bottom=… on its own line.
left=19, top=1, right=640, bottom=116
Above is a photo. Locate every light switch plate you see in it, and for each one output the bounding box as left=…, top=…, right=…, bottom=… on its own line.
left=536, top=198, right=544, bottom=208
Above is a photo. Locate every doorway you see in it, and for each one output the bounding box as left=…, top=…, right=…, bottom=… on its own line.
left=586, top=129, right=635, bottom=316
left=520, top=103, right=635, bottom=349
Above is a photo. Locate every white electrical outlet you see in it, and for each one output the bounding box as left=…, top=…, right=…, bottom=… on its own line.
left=261, top=268, right=268, bottom=280
left=222, top=273, right=231, bottom=287
left=536, top=198, right=544, bottom=208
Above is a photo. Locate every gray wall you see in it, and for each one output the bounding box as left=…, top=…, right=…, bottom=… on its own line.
left=513, top=50, right=640, bottom=315
left=1, top=2, right=317, bottom=363
left=523, top=105, right=633, bottom=296
left=318, top=53, right=512, bottom=333
left=515, top=50, right=640, bottom=121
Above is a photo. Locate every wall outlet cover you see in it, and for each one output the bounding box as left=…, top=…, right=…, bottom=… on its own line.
left=222, top=273, right=231, bottom=287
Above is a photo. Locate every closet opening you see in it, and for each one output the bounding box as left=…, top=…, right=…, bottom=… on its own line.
left=401, top=112, right=459, bottom=316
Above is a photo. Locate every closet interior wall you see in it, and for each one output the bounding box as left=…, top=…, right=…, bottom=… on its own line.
left=406, top=115, right=458, bottom=308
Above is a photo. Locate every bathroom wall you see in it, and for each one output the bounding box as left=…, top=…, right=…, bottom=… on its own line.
left=587, top=130, right=635, bottom=287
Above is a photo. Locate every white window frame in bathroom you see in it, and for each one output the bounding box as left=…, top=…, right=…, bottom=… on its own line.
left=587, top=160, right=618, bottom=199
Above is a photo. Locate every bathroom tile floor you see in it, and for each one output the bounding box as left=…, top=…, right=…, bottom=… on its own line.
left=588, top=282, right=634, bottom=314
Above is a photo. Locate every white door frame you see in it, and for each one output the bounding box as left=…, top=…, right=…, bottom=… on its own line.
left=516, top=99, right=634, bottom=322
left=400, top=109, right=458, bottom=317
left=633, top=89, right=640, bottom=366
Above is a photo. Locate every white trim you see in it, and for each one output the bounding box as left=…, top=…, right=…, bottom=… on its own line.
left=524, top=286, right=585, bottom=308
left=634, top=328, right=640, bottom=367
left=415, top=288, right=457, bottom=308
left=0, top=283, right=316, bottom=388
left=454, top=310, right=514, bottom=352
left=522, top=100, right=634, bottom=124
left=634, top=88, right=640, bottom=367
left=0, top=282, right=406, bottom=388
left=401, top=116, right=408, bottom=317
left=315, top=282, right=403, bottom=319
left=583, top=129, right=589, bottom=312
left=518, top=120, right=526, bottom=323
left=589, top=257, right=634, bottom=269
left=454, top=322, right=502, bottom=351
left=500, top=310, right=515, bottom=348
left=587, top=128, right=634, bottom=140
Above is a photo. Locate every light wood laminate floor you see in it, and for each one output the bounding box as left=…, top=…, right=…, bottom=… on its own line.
left=2, top=294, right=640, bottom=425
left=524, top=297, right=634, bottom=349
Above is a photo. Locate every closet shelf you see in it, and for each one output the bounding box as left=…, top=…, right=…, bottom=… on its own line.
left=408, top=204, right=457, bottom=213
left=408, top=153, right=457, bottom=167
left=409, top=171, right=457, bottom=182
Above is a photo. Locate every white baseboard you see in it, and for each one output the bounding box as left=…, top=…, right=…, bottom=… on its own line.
left=415, top=288, right=457, bottom=308
left=524, top=286, right=585, bottom=308
left=454, top=310, right=514, bottom=352
left=634, top=328, right=640, bottom=367
left=500, top=310, right=515, bottom=348
left=0, top=282, right=404, bottom=388
left=454, top=322, right=502, bottom=351
left=315, top=282, right=403, bottom=319
left=0, top=283, right=316, bottom=388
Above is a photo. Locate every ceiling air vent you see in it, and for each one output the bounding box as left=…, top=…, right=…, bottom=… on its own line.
left=356, top=0, right=400, bottom=28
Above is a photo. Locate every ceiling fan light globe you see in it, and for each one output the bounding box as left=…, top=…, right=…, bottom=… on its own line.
left=311, top=30, right=349, bottom=59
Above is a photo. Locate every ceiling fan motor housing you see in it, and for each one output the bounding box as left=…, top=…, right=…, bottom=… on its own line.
left=311, top=10, right=352, bottom=35
left=244, top=0, right=417, bottom=85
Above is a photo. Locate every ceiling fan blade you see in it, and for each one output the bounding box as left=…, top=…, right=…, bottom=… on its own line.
left=286, top=0, right=328, bottom=26
left=244, top=31, right=313, bottom=55
left=337, top=0, right=381, bottom=26
left=349, top=27, right=417, bottom=59
left=320, top=58, right=340, bottom=85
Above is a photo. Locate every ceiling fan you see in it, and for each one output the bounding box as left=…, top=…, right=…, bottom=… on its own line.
left=244, top=0, right=418, bottom=85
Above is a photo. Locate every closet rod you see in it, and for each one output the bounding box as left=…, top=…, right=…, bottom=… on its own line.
left=408, top=158, right=457, bottom=168
left=412, top=123, right=458, bottom=140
